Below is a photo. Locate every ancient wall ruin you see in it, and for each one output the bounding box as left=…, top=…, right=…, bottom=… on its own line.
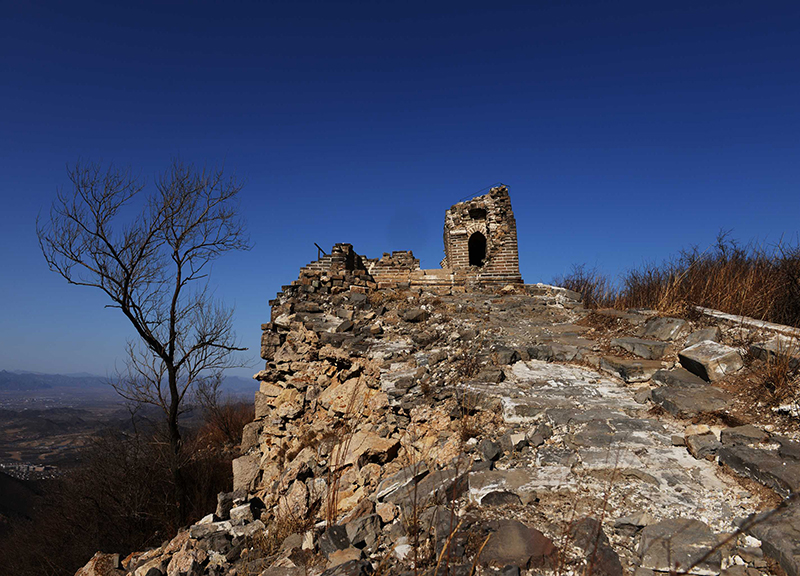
left=280, top=186, right=523, bottom=296
left=441, top=185, right=523, bottom=285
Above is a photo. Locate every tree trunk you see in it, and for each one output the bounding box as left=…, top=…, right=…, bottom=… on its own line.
left=167, top=369, right=186, bottom=524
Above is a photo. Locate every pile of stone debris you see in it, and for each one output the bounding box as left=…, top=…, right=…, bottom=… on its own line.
left=77, top=281, right=800, bottom=576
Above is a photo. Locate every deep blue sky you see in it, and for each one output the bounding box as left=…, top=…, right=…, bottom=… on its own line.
left=2, top=1, right=799, bottom=377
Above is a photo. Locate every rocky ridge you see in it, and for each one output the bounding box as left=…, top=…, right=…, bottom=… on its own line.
left=77, top=268, right=800, bottom=576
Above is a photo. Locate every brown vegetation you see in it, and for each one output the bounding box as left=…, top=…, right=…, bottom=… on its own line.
left=0, top=400, right=252, bottom=576
left=556, top=232, right=800, bottom=327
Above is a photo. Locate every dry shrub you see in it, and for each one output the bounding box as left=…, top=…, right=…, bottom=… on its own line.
left=750, top=339, right=800, bottom=406
left=556, top=232, right=800, bottom=328
left=455, top=354, right=480, bottom=379
left=618, top=232, right=800, bottom=325
left=456, top=389, right=481, bottom=442
left=554, top=264, right=616, bottom=309
left=246, top=506, right=315, bottom=561
left=0, top=425, right=235, bottom=576
left=196, top=396, right=255, bottom=447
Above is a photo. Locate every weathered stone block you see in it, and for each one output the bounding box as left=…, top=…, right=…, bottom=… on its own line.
left=686, top=431, right=721, bottom=460
left=685, top=326, right=721, bottom=347
left=679, top=340, right=743, bottom=381
left=638, top=518, right=720, bottom=575
left=719, top=444, right=800, bottom=497
left=611, top=337, right=669, bottom=359
left=746, top=499, right=800, bottom=576
left=600, top=356, right=664, bottom=383
left=640, top=317, right=689, bottom=341
left=720, top=424, right=769, bottom=446
left=651, top=384, right=732, bottom=417
left=232, top=453, right=260, bottom=492
left=479, top=519, right=555, bottom=569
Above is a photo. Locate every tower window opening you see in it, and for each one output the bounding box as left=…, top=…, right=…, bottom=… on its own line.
left=468, top=232, right=487, bottom=267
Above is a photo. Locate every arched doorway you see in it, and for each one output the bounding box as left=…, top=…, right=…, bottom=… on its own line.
left=468, top=232, right=486, bottom=267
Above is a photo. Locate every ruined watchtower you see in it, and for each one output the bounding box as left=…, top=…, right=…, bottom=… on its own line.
left=441, top=185, right=522, bottom=285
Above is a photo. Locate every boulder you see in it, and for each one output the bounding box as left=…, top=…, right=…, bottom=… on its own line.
left=651, top=367, right=707, bottom=388
left=480, top=519, right=556, bottom=569
left=327, top=547, right=362, bottom=568
left=613, top=512, right=654, bottom=537
left=231, top=453, right=260, bottom=492
left=75, top=552, right=125, bottom=576
left=750, top=337, right=800, bottom=370
left=166, top=548, right=206, bottom=576
left=229, top=503, right=253, bottom=524
left=134, top=557, right=167, bottom=576
left=341, top=431, right=400, bottom=468
left=638, top=518, right=721, bottom=575
left=479, top=438, right=501, bottom=461
left=374, top=466, right=428, bottom=501
left=679, top=341, right=743, bottom=381
left=386, top=467, right=467, bottom=509
left=494, top=346, right=521, bottom=365
left=403, top=308, right=427, bottom=323
left=720, top=425, right=769, bottom=446
left=319, top=560, right=373, bottom=576
left=319, top=525, right=351, bottom=557
left=345, top=514, right=380, bottom=551
left=527, top=343, right=580, bottom=362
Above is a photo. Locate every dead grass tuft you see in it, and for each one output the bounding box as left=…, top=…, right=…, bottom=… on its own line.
left=555, top=232, right=800, bottom=328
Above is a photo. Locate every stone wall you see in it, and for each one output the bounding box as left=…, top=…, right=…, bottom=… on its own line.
left=441, top=185, right=523, bottom=285
left=364, top=250, right=420, bottom=289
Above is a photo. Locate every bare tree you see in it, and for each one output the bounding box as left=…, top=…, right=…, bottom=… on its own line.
left=37, top=159, right=251, bottom=519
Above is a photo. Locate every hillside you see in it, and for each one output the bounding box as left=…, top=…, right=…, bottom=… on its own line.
left=76, top=267, right=800, bottom=576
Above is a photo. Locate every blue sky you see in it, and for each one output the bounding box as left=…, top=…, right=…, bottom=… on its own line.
left=1, top=0, right=799, bottom=376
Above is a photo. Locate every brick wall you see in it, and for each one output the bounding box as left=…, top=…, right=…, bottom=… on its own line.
left=441, top=185, right=523, bottom=285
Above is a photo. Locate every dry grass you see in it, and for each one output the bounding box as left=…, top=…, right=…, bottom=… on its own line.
left=455, top=389, right=481, bottom=443
left=555, top=232, right=800, bottom=328
left=554, top=264, right=616, bottom=309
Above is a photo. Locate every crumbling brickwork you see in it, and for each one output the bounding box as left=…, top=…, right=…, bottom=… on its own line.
left=271, top=186, right=523, bottom=305
left=365, top=251, right=421, bottom=289
left=441, top=185, right=523, bottom=285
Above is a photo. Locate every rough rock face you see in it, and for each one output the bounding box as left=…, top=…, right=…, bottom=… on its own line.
left=76, top=256, right=800, bottom=576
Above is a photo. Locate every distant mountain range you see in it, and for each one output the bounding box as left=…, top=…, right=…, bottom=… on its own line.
left=0, top=370, right=108, bottom=391
left=0, top=370, right=258, bottom=396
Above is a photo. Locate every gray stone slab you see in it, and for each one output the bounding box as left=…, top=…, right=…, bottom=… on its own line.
left=720, top=425, right=769, bottom=447
left=679, top=341, right=744, bottom=381
left=686, top=432, right=721, bottom=460
left=640, top=317, right=689, bottom=341
left=611, top=337, right=669, bottom=360
left=685, top=327, right=722, bottom=348
left=638, top=518, right=721, bottom=575
left=651, top=385, right=732, bottom=418
left=746, top=500, right=800, bottom=576
left=750, top=336, right=800, bottom=370
left=479, top=519, right=556, bottom=569
left=601, top=356, right=664, bottom=383
left=595, top=309, right=652, bottom=326
left=719, top=444, right=800, bottom=498
left=652, top=367, right=708, bottom=388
